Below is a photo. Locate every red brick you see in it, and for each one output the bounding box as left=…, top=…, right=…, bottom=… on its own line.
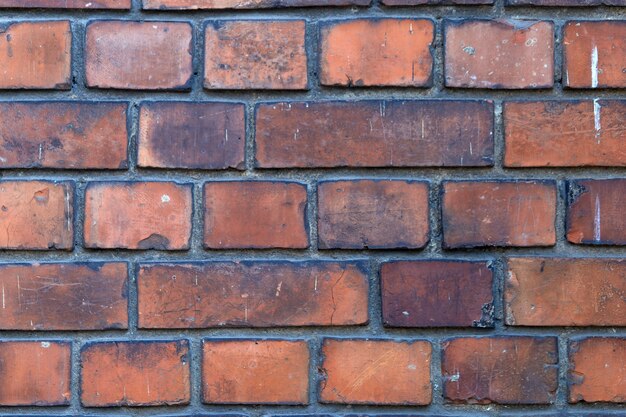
left=509, top=0, right=625, bottom=4
left=442, top=181, right=557, bottom=248
left=0, top=102, right=128, bottom=169
left=204, top=181, right=308, bottom=249
left=564, top=21, right=626, bottom=89
left=138, top=261, right=368, bottom=328
left=381, top=260, right=493, bottom=327
left=504, top=100, right=626, bottom=167
left=0, top=262, right=128, bottom=330
left=569, top=338, right=626, bottom=403
left=320, top=19, right=434, bottom=87
left=0, top=21, right=71, bottom=89
left=445, top=20, right=554, bottom=89
left=86, top=21, right=193, bottom=90
left=384, top=0, right=491, bottom=4
left=144, top=0, right=369, bottom=8
left=506, top=257, right=626, bottom=326
left=0, top=341, right=71, bottom=406
left=138, top=101, right=245, bottom=170
left=0, top=181, right=73, bottom=250
left=205, top=21, right=307, bottom=90
left=0, top=0, right=129, bottom=7
left=84, top=182, right=192, bottom=250
left=317, top=180, right=429, bottom=249
left=567, top=179, right=626, bottom=245
left=202, top=340, right=309, bottom=404
left=255, top=100, right=494, bottom=168
left=81, top=340, right=190, bottom=407
left=442, top=337, right=558, bottom=404
left=320, top=339, right=432, bottom=405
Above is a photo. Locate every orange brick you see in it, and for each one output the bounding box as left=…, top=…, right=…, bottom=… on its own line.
left=320, top=339, right=432, bottom=405
left=0, top=21, right=71, bottom=89
left=202, top=340, right=309, bottom=404
left=0, top=0, right=129, bottom=7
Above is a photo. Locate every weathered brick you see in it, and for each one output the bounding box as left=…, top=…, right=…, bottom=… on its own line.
left=317, top=180, right=429, bottom=249
left=445, top=20, right=554, bottom=89
left=255, top=100, right=494, bottom=168
left=320, top=339, right=432, bottom=405
left=138, top=261, right=367, bottom=328
left=381, top=260, right=493, bottom=327
left=0, top=262, right=128, bottom=330
left=204, top=181, right=308, bottom=249
left=0, top=21, right=71, bottom=89
left=84, top=182, right=192, bottom=250
left=442, top=337, right=558, bottom=404
left=506, top=258, right=626, bottom=326
left=0, top=181, right=73, bottom=250
left=144, top=0, right=369, bottom=8
left=567, top=179, right=626, bottom=245
left=0, top=341, right=71, bottom=406
left=320, top=19, right=434, bottom=87
left=0, top=102, right=128, bottom=169
left=0, top=0, right=129, bottom=7
left=569, top=338, right=626, bottom=403
left=442, top=181, right=557, bottom=248
left=85, top=21, right=193, bottom=90
left=205, top=21, right=307, bottom=90
left=384, top=0, right=491, bottom=4
left=202, top=340, right=309, bottom=404
left=564, top=21, right=626, bottom=89
left=138, top=101, right=245, bottom=170
left=504, top=100, right=626, bottom=167
left=81, top=340, right=190, bottom=407
left=508, top=0, right=626, bottom=4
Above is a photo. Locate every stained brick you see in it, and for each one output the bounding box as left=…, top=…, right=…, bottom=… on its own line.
left=81, top=340, right=190, bottom=407
left=381, top=260, right=493, bottom=327
left=0, top=21, right=71, bottom=89
left=317, top=180, right=429, bottom=249
left=144, top=0, right=369, bottom=8
left=202, top=339, right=309, bottom=404
left=0, top=262, right=128, bottom=330
left=138, top=101, right=245, bottom=170
left=138, top=261, right=368, bottom=328
left=504, top=100, right=626, bottom=167
left=0, top=0, right=129, bottom=7
left=320, top=19, right=434, bottom=87
left=255, top=100, right=494, bottom=168
left=442, top=337, right=558, bottom=404
left=445, top=20, right=554, bottom=89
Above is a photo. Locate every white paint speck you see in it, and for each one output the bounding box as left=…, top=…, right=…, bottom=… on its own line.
left=591, top=45, right=599, bottom=88
left=41, top=342, right=50, bottom=348
left=275, top=281, right=283, bottom=297
left=402, top=311, right=410, bottom=316
left=593, top=98, right=601, bottom=143
left=161, top=194, right=170, bottom=203
left=407, top=364, right=417, bottom=370
left=594, top=194, right=601, bottom=242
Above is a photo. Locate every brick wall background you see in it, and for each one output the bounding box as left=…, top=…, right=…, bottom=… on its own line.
left=0, top=0, right=624, bottom=416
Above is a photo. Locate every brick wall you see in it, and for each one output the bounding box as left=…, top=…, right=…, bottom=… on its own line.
left=0, top=1, right=624, bottom=417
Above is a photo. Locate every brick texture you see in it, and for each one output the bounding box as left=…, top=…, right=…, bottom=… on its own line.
left=1, top=2, right=624, bottom=416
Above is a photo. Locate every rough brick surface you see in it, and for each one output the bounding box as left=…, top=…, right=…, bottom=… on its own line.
left=564, top=21, right=626, bottom=89
left=81, top=340, right=190, bottom=407
left=204, top=181, right=308, bottom=249
left=205, top=21, right=307, bottom=90
left=569, top=338, right=626, bottom=403
left=0, top=102, right=128, bottom=169
left=86, top=21, right=193, bottom=90
left=567, top=179, right=626, bottom=245
left=0, top=0, right=129, bottom=7
left=320, top=19, right=434, bottom=87
left=138, top=261, right=368, bottom=328
left=0, top=341, right=71, bottom=406
left=0, top=21, right=71, bottom=89
left=445, top=20, right=554, bottom=89
left=202, top=340, right=309, bottom=404
left=504, top=100, right=626, bottom=167
left=256, top=100, right=494, bottom=168
left=0, top=181, right=73, bottom=250
left=138, top=101, right=245, bottom=169
left=381, top=260, right=494, bottom=327
left=442, top=337, right=558, bottom=404
left=84, top=182, right=192, bottom=250
left=442, top=181, right=557, bottom=248
left=0, top=262, right=128, bottom=330
left=144, top=0, right=369, bottom=7
left=506, top=258, right=626, bottom=326
left=320, top=339, right=432, bottom=405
